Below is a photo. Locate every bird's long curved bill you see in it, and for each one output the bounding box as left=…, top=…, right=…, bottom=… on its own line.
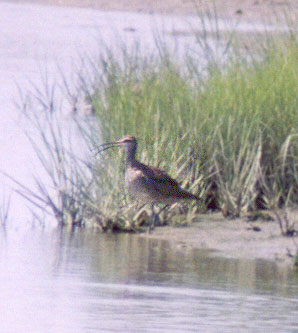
left=97, top=141, right=119, bottom=154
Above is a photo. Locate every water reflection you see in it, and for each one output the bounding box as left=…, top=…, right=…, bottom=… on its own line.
left=51, top=228, right=298, bottom=295
left=1, top=227, right=298, bottom=332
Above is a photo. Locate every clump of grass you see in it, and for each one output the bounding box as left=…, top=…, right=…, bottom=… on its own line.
left=92, top=37, right=298, bottom=219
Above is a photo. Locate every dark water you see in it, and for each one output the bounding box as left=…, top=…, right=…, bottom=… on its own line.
left=1, top=227, right=298, bottom=332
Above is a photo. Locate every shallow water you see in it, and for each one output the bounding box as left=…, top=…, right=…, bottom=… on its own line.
left=1, top=228, right=298, bottom=332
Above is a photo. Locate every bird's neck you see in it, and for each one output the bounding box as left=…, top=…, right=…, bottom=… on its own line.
left=125, top=145, right=137, bottom=167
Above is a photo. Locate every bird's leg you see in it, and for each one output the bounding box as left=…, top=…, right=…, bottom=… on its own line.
left=148, top=204, right=170, bottom=233
left=158, top=204, right=169, bottom=216
left=148, top=203, right=159, bottom=233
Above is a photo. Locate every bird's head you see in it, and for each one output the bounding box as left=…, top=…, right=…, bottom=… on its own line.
left=98, top=135, right=137, bottom=153
left=113, top=135, right=137, bottom=148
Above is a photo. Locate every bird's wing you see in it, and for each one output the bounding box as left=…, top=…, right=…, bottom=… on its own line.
left=143, top=165, right=199, bottom=200
left=130, top=162, right=198, bottom=201
left=147, top=166, right=180, bottom=187
left=138, top=164, right=184, bottom=199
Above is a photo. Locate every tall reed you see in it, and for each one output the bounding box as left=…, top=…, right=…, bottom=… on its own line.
left=92, top=38, right=298, bottom=217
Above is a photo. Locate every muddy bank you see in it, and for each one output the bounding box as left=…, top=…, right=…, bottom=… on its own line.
left=2, top=0, right=297, bottom=24
left=141, top=211, right=298, bottom=267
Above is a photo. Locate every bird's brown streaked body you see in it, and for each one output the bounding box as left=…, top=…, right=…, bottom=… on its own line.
left=98, top=135, right=199, bottom=228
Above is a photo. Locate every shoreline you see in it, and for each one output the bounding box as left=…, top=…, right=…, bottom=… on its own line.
left=1, top=0, right=297, bottom=24
left=140, top=211, right=298, bottom=267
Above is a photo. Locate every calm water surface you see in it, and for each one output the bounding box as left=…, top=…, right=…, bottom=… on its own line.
left=1, top=227, right=298, bottom=332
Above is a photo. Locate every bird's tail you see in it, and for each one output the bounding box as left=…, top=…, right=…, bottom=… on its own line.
left=179, top=189, right=200, bottom=201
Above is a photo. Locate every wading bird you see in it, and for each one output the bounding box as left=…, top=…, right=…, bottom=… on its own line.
left=98, top=135, right=199, bottom=229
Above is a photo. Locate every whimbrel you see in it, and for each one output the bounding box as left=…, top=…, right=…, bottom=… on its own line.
left=99, top=135, right=199, bottom=228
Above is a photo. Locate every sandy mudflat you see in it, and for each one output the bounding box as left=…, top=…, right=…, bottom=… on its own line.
left=2, top=0, right=297, bottom=24
left=141, top=211, right=298, bottom=266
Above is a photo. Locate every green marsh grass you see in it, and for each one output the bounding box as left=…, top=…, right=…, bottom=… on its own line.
left=92, top=38, right=298, bottom=219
